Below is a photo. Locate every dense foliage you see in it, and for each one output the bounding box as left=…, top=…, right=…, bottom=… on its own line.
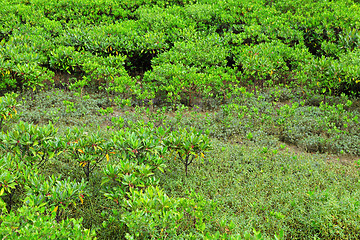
left=1, top=0, right=360, bottom=105
left=1, top=0, right=360, bottom=239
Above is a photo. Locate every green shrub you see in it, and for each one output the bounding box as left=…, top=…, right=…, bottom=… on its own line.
left=0, top=199, right=95, bottom=239
left=164, top=127, right=212, bottom=176
left=65, top=127, right=113, bottom=181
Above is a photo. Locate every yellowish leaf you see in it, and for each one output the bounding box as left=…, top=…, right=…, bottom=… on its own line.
left=78, top=149, right=84, bottom=154
left=201, top=152, right=205, bottom=158
left=79, top=162, right=87, bottom=167
left=53, top=206, right=58, bottom=213
left=79, top=196, right=84, bottom=204
left=106, top=154, right=109, bottom=161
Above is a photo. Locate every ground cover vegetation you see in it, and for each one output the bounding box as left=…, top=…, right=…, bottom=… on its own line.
left=1, top=0, right=360, bottom=239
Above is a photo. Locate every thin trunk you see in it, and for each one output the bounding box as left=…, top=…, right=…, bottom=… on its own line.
left=7, top=191, right=14, bottom=212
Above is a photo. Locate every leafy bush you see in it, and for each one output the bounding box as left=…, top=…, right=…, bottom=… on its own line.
left=65, top=127, right=113, bottom=181
left=164, top=127, right=212, bottom=176
left=0, top=121, right=62, bottom=167
left=0, top=199, right=95, bottom=239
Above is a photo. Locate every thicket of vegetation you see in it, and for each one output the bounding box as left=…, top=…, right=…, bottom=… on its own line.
left=1, top=0, right=360, bottom=239
left=1, top=0, right=360, bottom=102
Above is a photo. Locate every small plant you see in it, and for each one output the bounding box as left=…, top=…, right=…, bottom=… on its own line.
left=98, top=107, right=114, bottom=116
left=164, top=127, right=211, bottom=176
left=0, top=154, right=23, bottom=212
left=65, top=127, right=114, bottom=181
left=111, top=124, right=168, bottom=171
left=69, top=76, right=90, bottom=97
left=14, top=64, right=54, bottom=100
left=120, top=186, right=183, bottom=239
left=247, top=132, right=254, bottom=141
left=101, top=159, right=159, bottom=205
left=107, top=186, right=210, bottom=239
left=0, top=92, right=20, bottom=131
left=25, top=175, right=87, bottom=222
left=0, top=121, right=60, bottom=167
left=63, top=100, right=77, bottom=113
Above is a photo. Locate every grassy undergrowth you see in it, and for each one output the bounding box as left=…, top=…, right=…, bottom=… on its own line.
left=160, top=140, right=360, bottom=239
